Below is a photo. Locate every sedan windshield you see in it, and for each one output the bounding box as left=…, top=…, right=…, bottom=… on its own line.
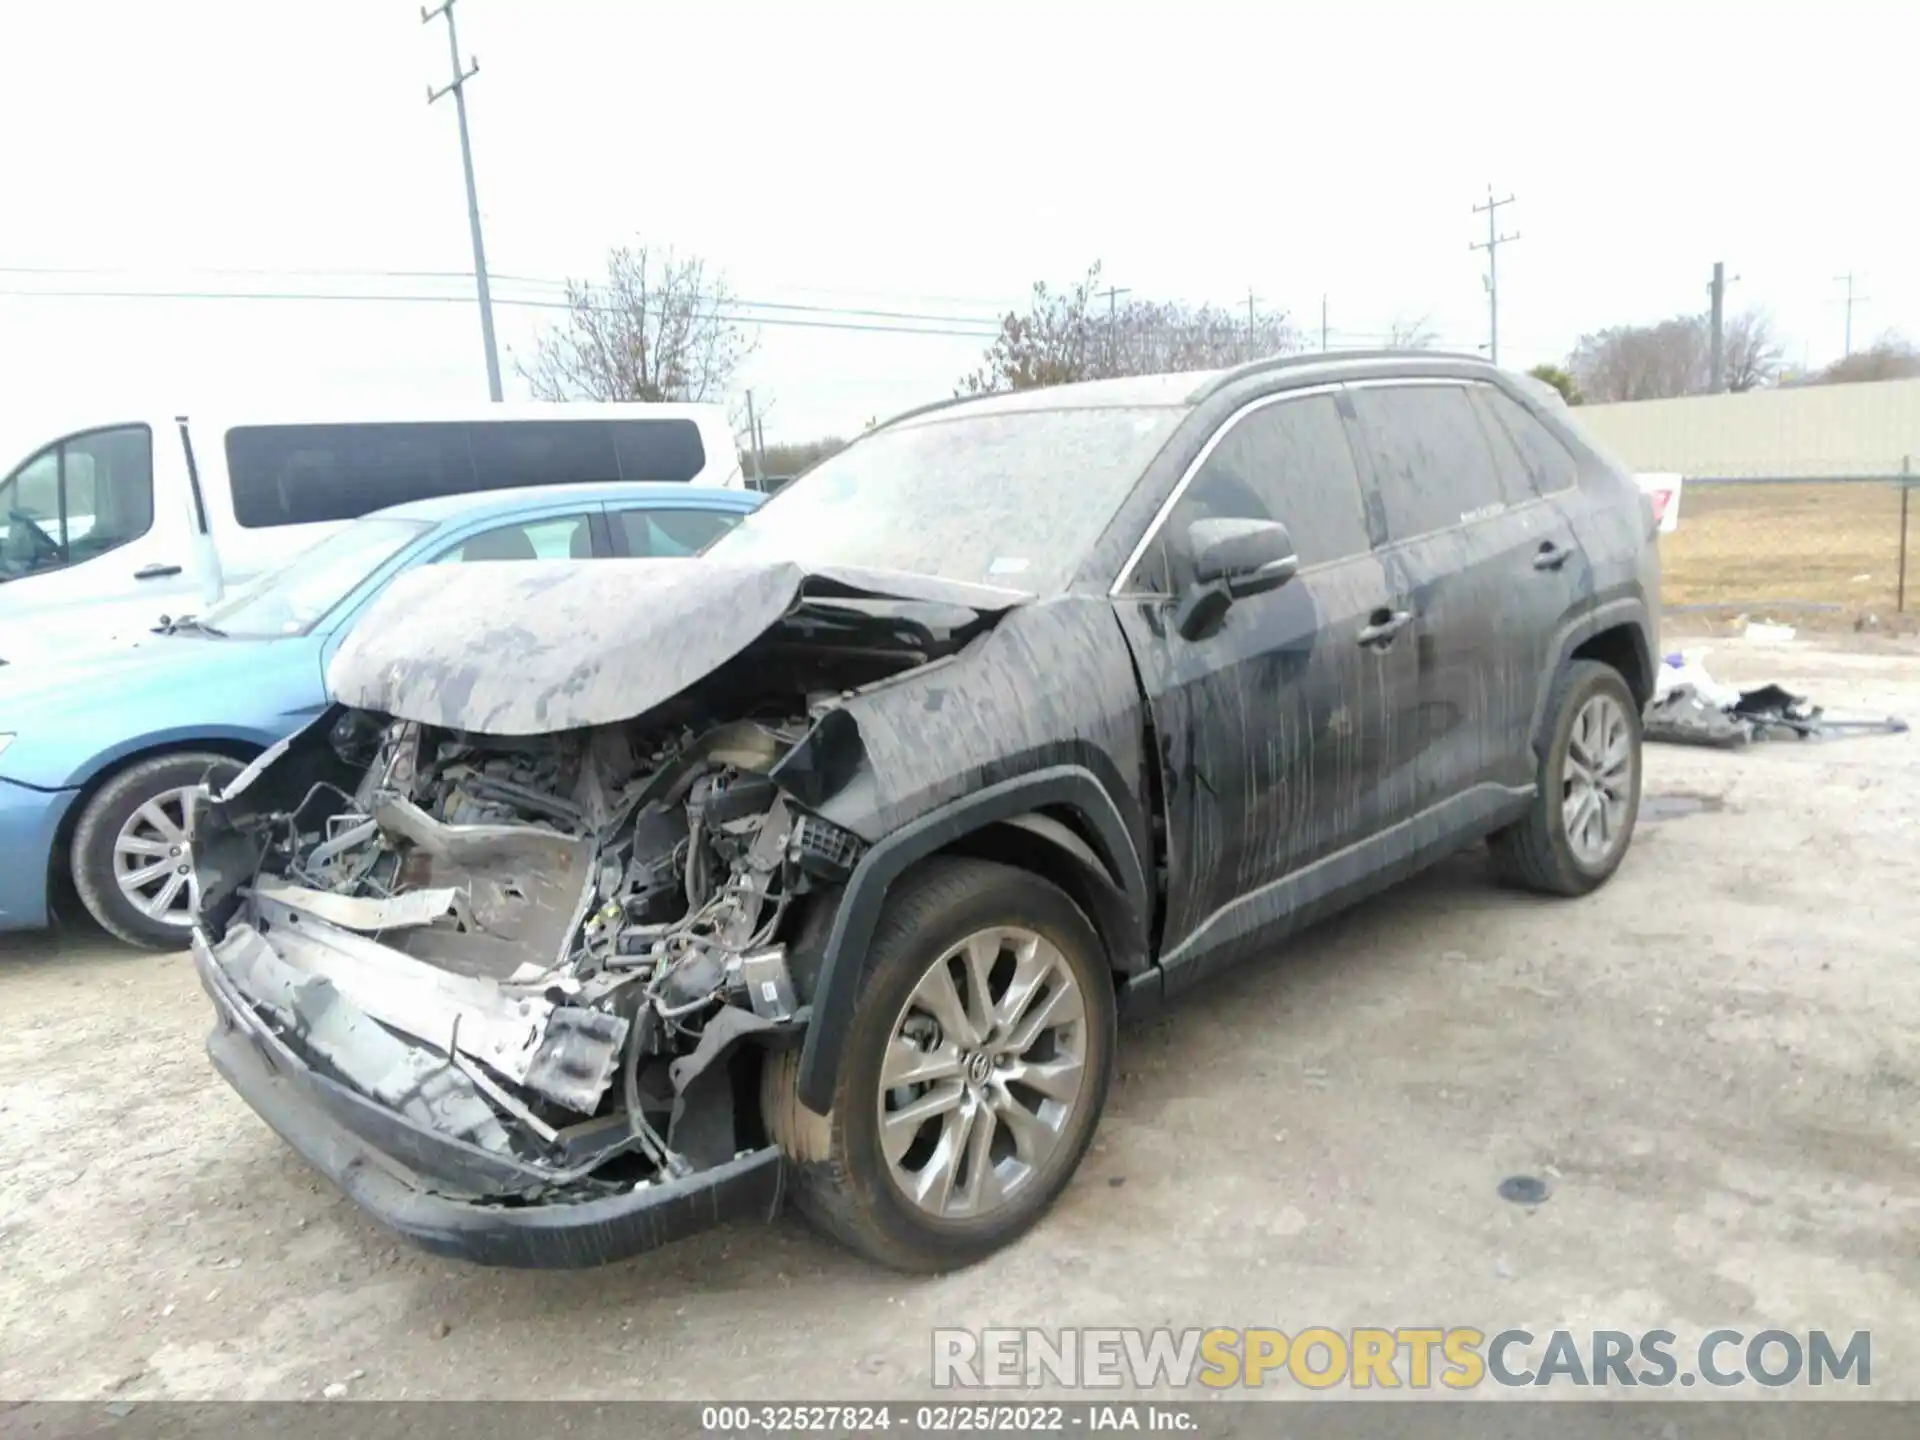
left=199, top=518, right=431, bottom=638
left=708, top=406, right=1183, bottom=593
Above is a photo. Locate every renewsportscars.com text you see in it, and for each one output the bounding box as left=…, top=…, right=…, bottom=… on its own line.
left=932, top=1327, right=1871, bottom=1390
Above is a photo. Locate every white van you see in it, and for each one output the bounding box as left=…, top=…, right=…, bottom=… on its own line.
left=0, top=401, right=743, bottom=663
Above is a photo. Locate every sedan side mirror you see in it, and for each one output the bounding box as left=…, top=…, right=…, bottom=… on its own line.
left=1172, top=518, right=1299, bottom=640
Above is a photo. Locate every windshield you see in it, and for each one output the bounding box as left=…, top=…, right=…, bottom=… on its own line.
left=199, top=518, right=431, bottom=638
left=708, top=406, right=1184, bottom=593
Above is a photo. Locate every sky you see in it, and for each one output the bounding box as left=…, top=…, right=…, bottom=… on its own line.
left=2, top=0, right=1916, bottom=450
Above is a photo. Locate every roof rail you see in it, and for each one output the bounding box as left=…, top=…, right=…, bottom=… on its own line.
left=1186, top=348, right=1498, bottom=402
left=865, top=390, right=985, bottom=433
left=867, top=349, right=1503, bottom=433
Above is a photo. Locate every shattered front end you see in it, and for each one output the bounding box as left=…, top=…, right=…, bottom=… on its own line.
left=187, top=558, right=1018, bottom=1266
left=190, top=703, right=870, bottom=1267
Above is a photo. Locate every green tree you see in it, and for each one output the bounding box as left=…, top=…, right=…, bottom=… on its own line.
left=1527, top=363, right=1583, bottom=405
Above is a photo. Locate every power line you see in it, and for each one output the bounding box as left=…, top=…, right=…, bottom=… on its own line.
left=0, top=285, right=1003, bottom=338
left=0, top=263, right=1027, bottom=314
left=0, top=265, right=1010, bottom=328
left=423, top=0, right=503, bottom=402
left=1469, top=185, right=1519, bottom=366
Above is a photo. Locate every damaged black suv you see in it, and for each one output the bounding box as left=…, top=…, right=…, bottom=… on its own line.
left=191, top=353, right=1659, bottom=1273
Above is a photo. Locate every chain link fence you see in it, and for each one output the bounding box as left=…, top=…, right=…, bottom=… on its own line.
left=1660, top=464, right=1916, bottom=626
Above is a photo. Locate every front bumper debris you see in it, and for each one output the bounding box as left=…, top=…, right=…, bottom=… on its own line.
left=195, top=931, right=786, bottom=1268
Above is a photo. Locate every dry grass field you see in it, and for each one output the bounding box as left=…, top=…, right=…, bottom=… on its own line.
left=1661, top=480, right=1915, bottom=620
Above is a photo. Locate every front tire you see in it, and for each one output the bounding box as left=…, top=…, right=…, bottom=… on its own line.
left=1489, top=659, right=1642, bottom=896
left=764, top=857, right=1116, bottom=1272
left=70, top=752, right=243, bottom=949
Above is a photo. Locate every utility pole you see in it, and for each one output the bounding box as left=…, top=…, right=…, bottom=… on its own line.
left=1708, top=261, right=1726, bottom=393
left=1245, top=288, right=1259, bottom=363
left=1096, top=284, right=1130, bottom=373
left=1469, top=185, right=1518, bottom=366
left=424, top=0, right=504, bottom=403
left=743, top=391, right=763, bottom=487
left=1320, top=294, right=1328, bottom=352
left=1834, top=272, right=1869, bottom=356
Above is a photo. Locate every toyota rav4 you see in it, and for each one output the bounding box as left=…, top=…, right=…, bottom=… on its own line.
left=191, top=352, right=1658, bottom=1273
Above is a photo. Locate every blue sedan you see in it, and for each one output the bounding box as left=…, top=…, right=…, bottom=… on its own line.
left=0, top=481, right=761, bottom=947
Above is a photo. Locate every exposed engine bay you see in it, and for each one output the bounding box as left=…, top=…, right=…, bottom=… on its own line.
left=191, top=568, right=1018, bottom=1208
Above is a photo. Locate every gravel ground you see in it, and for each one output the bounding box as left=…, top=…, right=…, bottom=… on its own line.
left=2, top=633, right=1916, bottom=1403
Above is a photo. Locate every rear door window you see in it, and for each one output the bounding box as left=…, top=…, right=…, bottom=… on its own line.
left=1137, top=393, right=1370, bottom=592
left=613, top=505, right=742, bottom=558
left=1347, top=385, right=1509, bottom=542
left=434, top=514, right=598, bottom=563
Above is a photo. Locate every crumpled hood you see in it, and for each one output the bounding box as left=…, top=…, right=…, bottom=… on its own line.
left=326, top=557, right=1031, bottom=736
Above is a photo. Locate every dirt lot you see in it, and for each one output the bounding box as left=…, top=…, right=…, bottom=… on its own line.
left=1662, top=480, right=1914, bottom=618
left=2, top=633, right=1917, bottom=1403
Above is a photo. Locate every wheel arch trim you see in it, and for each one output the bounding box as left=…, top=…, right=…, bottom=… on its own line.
left=794, top=765, right=1149, bottom=1114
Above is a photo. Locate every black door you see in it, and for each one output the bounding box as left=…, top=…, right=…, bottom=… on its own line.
left=1342, top=381, right=1557, bottom=811
left=1470, top=384, right=1594, bottom=694
left=1111, top=391, right=1417, bottom=985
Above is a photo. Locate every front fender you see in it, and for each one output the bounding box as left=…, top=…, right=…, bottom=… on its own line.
left=793, top=764, right=1148, bottom=1115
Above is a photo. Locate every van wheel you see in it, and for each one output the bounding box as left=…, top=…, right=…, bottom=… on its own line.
left=71, top=752, right=243, bottom=949
left=763, top=857, right=1116, bottom=1272
left=1489, top=660, right=1642, bottom=896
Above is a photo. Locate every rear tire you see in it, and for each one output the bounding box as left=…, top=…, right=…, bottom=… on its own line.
left=1489, top=660, right=1642, bottom=896
left=763, top=856, right=1116, bottom=1272
left=71, top=752, right=243, bottom=949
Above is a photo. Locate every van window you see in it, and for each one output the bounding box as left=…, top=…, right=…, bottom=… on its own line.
left=1135, top=394, right=1370, bottom=593
left=0, top=425, right=154, bottom=580
left=1347, top=385, right=1509, bottom=542
left=225, top=418, right=706, bottom=528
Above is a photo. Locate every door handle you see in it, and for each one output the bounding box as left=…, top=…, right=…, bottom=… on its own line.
left=1532, top=541, right=1570, bottom=571
left=1357, top=608, right=1413, bottom=647
left=134, top=563, right=184, bottom=580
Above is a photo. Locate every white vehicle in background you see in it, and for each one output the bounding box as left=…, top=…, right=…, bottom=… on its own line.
left=0, top=402, right=744, bottom=664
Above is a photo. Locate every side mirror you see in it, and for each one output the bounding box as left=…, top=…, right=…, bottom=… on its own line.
left=1171, top=518, right=1299, bottom=641
left=1190, top=517, right=1299, bottom=596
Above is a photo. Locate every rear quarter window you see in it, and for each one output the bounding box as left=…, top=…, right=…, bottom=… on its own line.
left=1477, top=389, right=1580, bottom=495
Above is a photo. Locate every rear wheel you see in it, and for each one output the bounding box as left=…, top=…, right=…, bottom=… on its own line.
left=763, top=857, right=1116, bottom=1272
left=70, top=752, right=243, bottom=949
left=1489, top=660, right=1642, bottom=896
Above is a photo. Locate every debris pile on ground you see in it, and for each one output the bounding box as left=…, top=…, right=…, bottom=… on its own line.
left=1644, top=651, right=1910, bottom=749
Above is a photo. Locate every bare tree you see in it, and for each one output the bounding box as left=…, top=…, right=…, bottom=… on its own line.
left=1809, top=332, right=1920, bottom=385
left=518, top=244, right=755, bottom=403
left=1386, top=312, right=1439, bottom=349
left=958, top=265, right=1106, bottom=395
left=959, top=262, right=1300, bottom=394
left=1567, top=307, right=1782, bottom=402
left=1722, top=309, right=1785, bottom=393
